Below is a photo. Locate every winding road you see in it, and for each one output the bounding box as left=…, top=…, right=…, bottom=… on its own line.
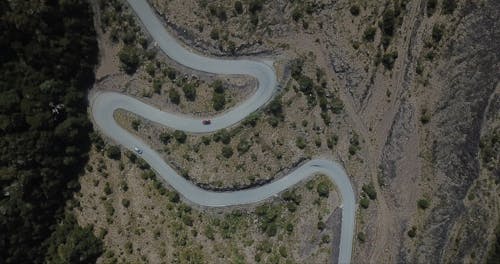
left=90, top=0, right=356, bottom=263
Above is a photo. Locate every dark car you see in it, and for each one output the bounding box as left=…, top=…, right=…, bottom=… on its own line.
left=202, top=119, right=211, bottom=125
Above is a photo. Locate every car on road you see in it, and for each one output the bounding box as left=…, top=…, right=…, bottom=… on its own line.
left=202, top=119, right=211, bottom=125
left=134, top=146, right=143, bottom=154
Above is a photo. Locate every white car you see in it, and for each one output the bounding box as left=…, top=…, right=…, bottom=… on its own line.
left=133, top=146, right=143, bottom=154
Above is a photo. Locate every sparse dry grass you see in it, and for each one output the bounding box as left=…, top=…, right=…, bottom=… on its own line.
left=75, top=148, right=340, bottom=263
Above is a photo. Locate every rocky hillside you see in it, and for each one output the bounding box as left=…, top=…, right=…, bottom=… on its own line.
left=377, top=0, right=500, bottom=263
left=88, top=0, right=500, bottom=262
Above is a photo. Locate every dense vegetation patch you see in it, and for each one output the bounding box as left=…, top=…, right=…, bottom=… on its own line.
left=0, top=1, right=101, bottom=263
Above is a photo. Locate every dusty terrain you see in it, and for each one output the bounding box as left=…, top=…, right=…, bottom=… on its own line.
left=79, top=0, right=500, bottom=263
left=76, top=146, right=341, bottom=263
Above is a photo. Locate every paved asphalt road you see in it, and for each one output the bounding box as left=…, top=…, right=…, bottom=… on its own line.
left=90, top=0, right=356, bottom=263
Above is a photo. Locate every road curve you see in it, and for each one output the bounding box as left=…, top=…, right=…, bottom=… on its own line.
left=90, top=0, right=355, bottom=263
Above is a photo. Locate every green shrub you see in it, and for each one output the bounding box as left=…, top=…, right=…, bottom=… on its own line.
left=267, top=116, right=280, bottom=127
left=121, top=199, right=130, bottom=208
left=234, top=1, right=243, bottom=14
left=432, top=24, right=444, bottom=43
left=243, top=112, right=260, bottom=127
left=349, top=132, right=361, bottom=155
left=254, top=253, right=262, bottom=262
left=331, top=96, right=344, bottom=114
left=118, top=46, right=140, bottom=74
left=201, top=136, right=211, bottom=145
left=426, top=0, right=437, bottom=16
left=282, top=190, right=301, bottom=205
left=104, top=201, right=114, bottom=216
left=131, top=119, right=141, bottom=131
left=317, top=221, right=326, bottom=230
left=316, top=181, right=330, bottom=197
left=479, top=130, right=500, bottom=169
left=106, top=146, right=121, bottom=160
left=357, top=232, right=366, bottom=242
left=297, top=75, right=314, bottom=94
left=159, top=132, right=171, bottom=144
left=237, top=138, right=251, bottom=154
left=125, top=242, right=133, bottom=254
left=350, top=5, right=360, bottom=16
left=153, top=79, right=162, bottom=94
left=360, top=197, right=369, bottom=209
left=314, top=137, right=322, bottom=147
left=290, top=58, right=304, bottom=79
left=145, top=62, right=155, bottom=77
left=137, top=158, right=150, bottom=170
left=169, top=89, right=180, bottom=104
left=164, top=67, right=177, bottom=80
left=420, top=109, right=430, bottom=124
left=425, top=50, right=436, bottom=61
left=286, top=202, right=297, bottom=212
left=121, top=30, right=136, bottom=45
left=210, top=29, right=219, bottom=40
left=90, top=132, right=105, bottom=151
left=295, top=136, right=306, bottom=149
left=204, top=225, right=215, bottom=240
left=417, top=198, right=430, bottom=209
left=381, top=35, right=391, bottom=49
left=416, top=61, right=424, bottom=75
left=213, top=129, right=231, bottom=144
left=362, top=182, right=377, bottom=200
left=173, top=130, right=187, bottom=143
left=292, top=8, right=303, bottom=22
left=221, top=146, right=234, bottom=158
left=265, top=222, right=277, bottom=237
left=442, top=0, right=457, bottom=14
left=249, top=0, right=264, bottom=14
left=125, top=151, right=137, bottom=163
left=363, top=27, right=377, bottom=42
left=212, top=91, right=226, bottom=111
left=407, top=226, right=417, bottom=238
left=168, top=191, right=180, bottom=203
left=120, top=181, right=128, bottom=192
left=250, top=13, right=259, bottom=26
left=381, top=8, right=395, bottom=37
left=182, top=83, right=196, bottom=101
left=486, top=222, right=500, bottom=262
left=211, top=79, right=224, bottom=92
left=279, top=246, right=287, bottom=257
left=382, top=51, right=398, bottom=70
left=104, top=182, right=112, bottom=195
left=182, top=215, right=193, bottom=226
left=327, top=134, right=339, bottom=149
left=209, top=4, right=227, bottom=21
left=306, top=180, right=314, bottom=190
left=267, top=97, right=283, bottom=117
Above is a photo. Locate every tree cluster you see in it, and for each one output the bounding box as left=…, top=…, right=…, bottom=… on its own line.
left=0, top=1, right=101, bottom=263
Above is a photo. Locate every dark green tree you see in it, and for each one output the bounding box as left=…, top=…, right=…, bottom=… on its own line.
left=118, top=46, right=141, bottom=74
left=0, top=1, right=100, bottom=263
left=234, top=1, right=243, bottom=14
left=45, top=213, right=103, bottom=264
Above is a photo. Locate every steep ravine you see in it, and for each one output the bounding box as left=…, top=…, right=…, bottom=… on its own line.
left=411, top=0, right=500, bottom=262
